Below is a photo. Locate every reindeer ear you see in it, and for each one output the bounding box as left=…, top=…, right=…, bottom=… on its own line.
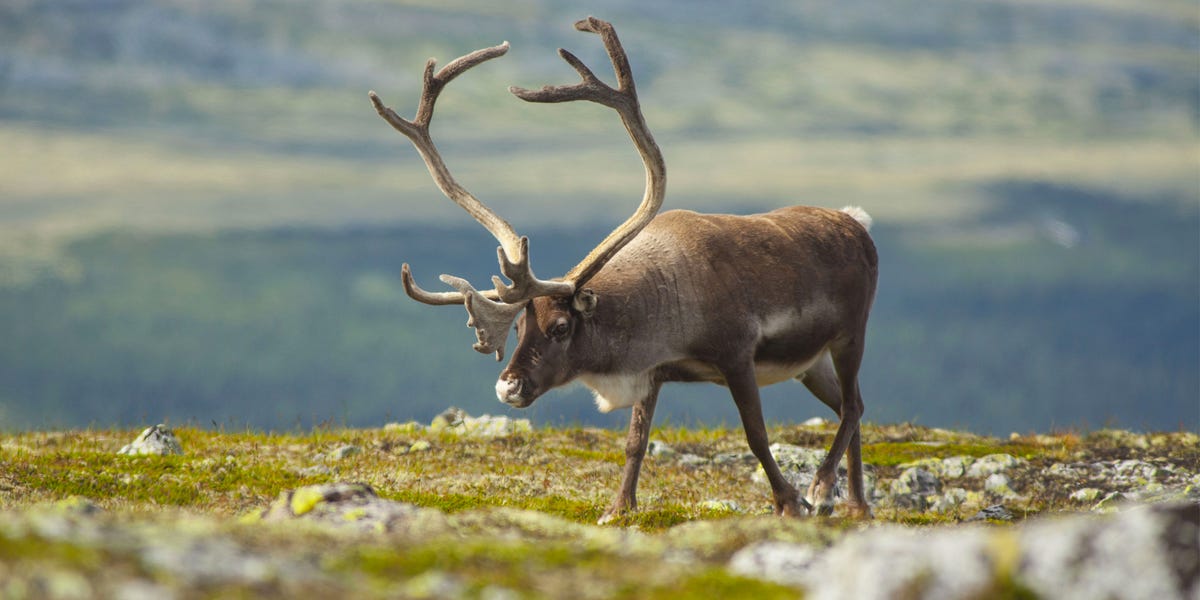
left=573, top=288, right=598, bottom=317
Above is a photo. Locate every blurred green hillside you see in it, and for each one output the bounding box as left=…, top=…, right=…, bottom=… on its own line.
left=0, top=0, right=1197, bottom=433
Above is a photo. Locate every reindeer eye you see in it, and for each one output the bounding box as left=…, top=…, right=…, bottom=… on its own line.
left=549, top=321, right=570, bottom=340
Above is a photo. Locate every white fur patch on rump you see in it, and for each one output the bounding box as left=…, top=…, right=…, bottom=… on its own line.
left=578, top=372, right=653, bottom=413
left=840, top=206, right=873, bottom=231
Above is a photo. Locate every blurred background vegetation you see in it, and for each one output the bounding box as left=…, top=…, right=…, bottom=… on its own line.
left=0, top=0, right=1196, bottom=434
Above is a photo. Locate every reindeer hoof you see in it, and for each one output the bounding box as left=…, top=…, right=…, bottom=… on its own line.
left=846, top=503, right=874, bottom=520
left=805, top=479, right=839, bottom=517
left=598, top=504, right=630, bottom=525
left=776, top=491, right=813, bottom=518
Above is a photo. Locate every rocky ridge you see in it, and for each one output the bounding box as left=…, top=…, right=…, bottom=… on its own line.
left=0, top=418, right=1196, bottom=599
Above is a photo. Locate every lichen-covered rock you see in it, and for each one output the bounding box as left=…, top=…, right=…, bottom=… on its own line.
left=965, top=504, right=1014, bottom=522
left=884, top=466, right=942, bottom=510
left=928, top=488, right=984, bottom=515
left=939, top=456, right=975, bottom=479
left=984, top=473, right=1021, bottom=499
left=665, top=515, right=836, bottom=562
left=117, top=425, right=183, bottom=456
left=965, top=453, right=1024, bottom=478
left=756, top=443, right=879, bottom=505
left=428, top=407, right=532, bottom=437
left=261, top=482, right=448, bottom=535
left=1018, top=503, right=1199, bottom=600
left=730, top=502, right=1200, bottom=600
left=647, top=440, right=677, bottom=459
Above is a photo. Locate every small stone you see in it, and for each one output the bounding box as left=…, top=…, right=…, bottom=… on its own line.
left=332, top=445, right=362, bottom=460
left=297, top=465, right=333, bottom=477
left=965, top=454, right=1023, bottom=478
left=898, top=458, right=945, bottom=478
left=965, top=504, right=1013, bottom=522
left=408, top=440, right=432, bottom=452
left=647, top=440, right=677, bottom=459
left=984, top=473, right=1019, bottom=497
left=430, top=407, right=466, bottom=431
left=1092, top=491, right=1126, bottom=512
left=940, top=456, right=975, bottom=479
left=928, top=488, right=973, bottom=514
left=892, top=467, right=942, bottom=496
left=801, top=416, right=828, bottom=427
left=1069, top=488, right=1103, bottom=503
left=117, top=424, right=183, bottom=456
left=728, top=541, right=819, bottom=587
left=678, top=453, right=708, bottom=467
left=1047, top=462, right=1085, bottom=478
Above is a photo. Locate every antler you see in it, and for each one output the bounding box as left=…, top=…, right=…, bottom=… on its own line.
left=372, top=43, right=572, bottom=360
left=373, top=18, right=664, bottom=358
left=510, top=16, right=666, bottom=288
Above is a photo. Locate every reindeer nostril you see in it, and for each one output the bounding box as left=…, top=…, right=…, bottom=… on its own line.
left=495, top=376, right=524, bottom=404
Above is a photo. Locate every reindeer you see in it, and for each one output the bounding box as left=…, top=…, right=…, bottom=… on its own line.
left=370, top=17, right=878, bottom=521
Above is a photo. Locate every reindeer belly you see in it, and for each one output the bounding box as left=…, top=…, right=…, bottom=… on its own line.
left=660, top=350, right=826, bottom=388
left=753, top=351, right=826, bottom=386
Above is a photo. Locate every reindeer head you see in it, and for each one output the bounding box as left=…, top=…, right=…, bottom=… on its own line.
left=371, top=17, right=665, bottom=406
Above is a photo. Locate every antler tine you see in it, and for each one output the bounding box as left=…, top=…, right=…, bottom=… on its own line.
left=509, top=17, right=666, bottom=289
left=374, top=41, right=577, bottom=357
left=492, top=237, right=574, bottom=304
left=439, top=275, right=525, bottom=361
left=401, top=264, right=502, bottom=306
left=370, top=41, right=522, bottom=264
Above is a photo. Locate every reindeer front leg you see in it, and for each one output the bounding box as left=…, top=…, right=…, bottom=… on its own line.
left=599, top=387, right=661, bottom=524
left=725, top=364, right=812, bottom=517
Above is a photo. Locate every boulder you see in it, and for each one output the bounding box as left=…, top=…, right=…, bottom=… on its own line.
left=428, top=407, right=532, bottom=437
left=117, top=425, right=183, bottom=456
left=729, top=502, right=1200, bottom=600
left=260, top=482, right=447, bottom=534
left=965, top=453, right=1024, bottom=478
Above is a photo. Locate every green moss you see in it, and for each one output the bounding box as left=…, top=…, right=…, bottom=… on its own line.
left=862, top=441, right=1052, bottom=467
left=555, top=446, right=625, bottom=464
left=629, top=568, right=800, bottom=600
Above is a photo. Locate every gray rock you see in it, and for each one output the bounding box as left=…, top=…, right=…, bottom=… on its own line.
left=429, top=407, right=532, bottom=437
left=965, top=504, right=1014, bottom=522
left=728, top=541, right=820, bottom=587
left=928, top=488, right=982, bottom=515
left=984, top=473, right=1020, bottom=498
left=1093, top=491, right=1128, bottom=513
left=885, top=467, right=942, bottom=511
left=755, top=443, right=879, bottom=506
left=939, top=456, right=974, bottom=479
left=965, top=453, right=1023, bottom=478
left=332, top=444, right=361, bottom=460
left=1070, top=487, right=1104, bottom=503
left=647, top=440, right=677, bottom=459
left=730, top=502, right=1199, bottom=600
left=1018, top=503, right=1199, bottom=600
left=117, top=425, right=183, bottom=456
left=262, top=482, right=447, bottom=534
